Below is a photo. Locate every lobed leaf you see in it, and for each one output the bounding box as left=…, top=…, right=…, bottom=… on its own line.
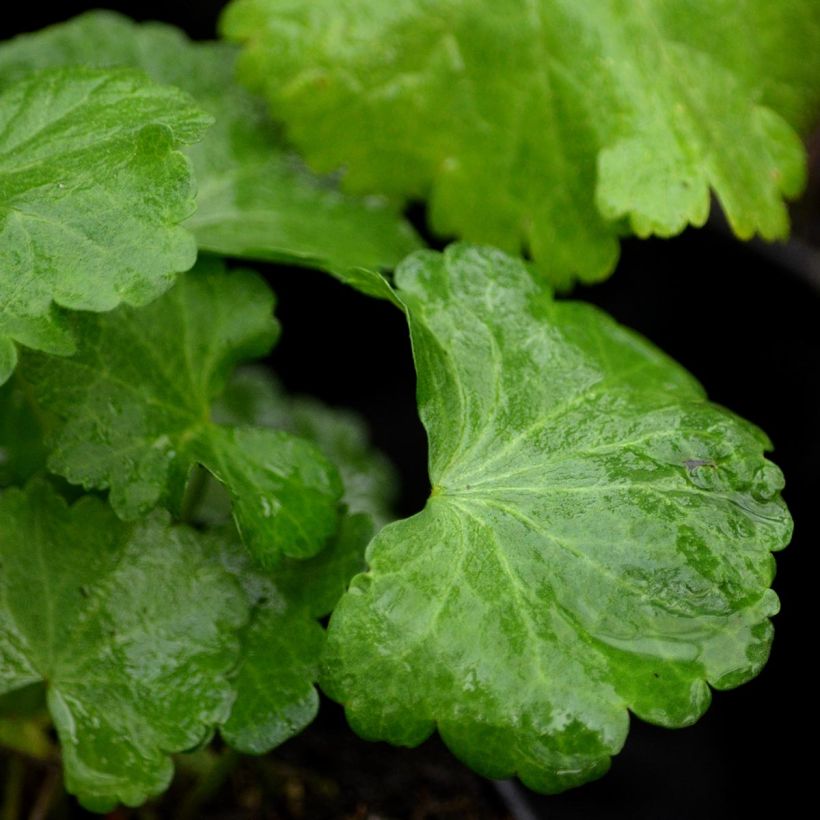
left=0, top=481, right=369, bottom=807
left=321, top=244, right=792, bottom=792
left=217, top=514, right=371, bottom=754
left=19, top=258, right=342, bottom=563
left=0, top=65, right=211, bottom=379
left=0, top=11, right=421, bottom=293
left=0, top=481, right=247, bottom=810
left=223, top=0, right=820, bottom=287
left=214, top=368, right=398, bottom=527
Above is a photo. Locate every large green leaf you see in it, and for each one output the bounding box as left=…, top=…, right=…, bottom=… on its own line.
left=0, top=481, right=248, bottom=811
left=215, top=368, right=398, bottom=527
left=20, top=258, right=342, bottom=563
left=223, top=0, right=820, bottom=287
left=0, top=11, right=420, bottom=290
left=0, top=65, right=211, bottom=379
left=322, top=245, right=791, bottom=791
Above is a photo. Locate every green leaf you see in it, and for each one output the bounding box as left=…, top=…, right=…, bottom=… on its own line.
left=0, top=481, right=248, bottom=810
left=0, top=65, right=211, bottom=379
left=0, top=378, right=48, bottom=488
left=222, top=0, right=820, bottom=287
left=321, top=245, right=792, bottom=792
left=218, top=513, right=371, bottom=754
left=0, top=337, right=15, bottom=386
left=0, top=11, right=421, bottom=291
left=215, top=368, right=398, bottom=527
left=20, top=258, right=342, bottom=563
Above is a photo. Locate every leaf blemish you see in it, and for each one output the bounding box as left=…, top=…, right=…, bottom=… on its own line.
left=684, top=458, right=717, bottom=473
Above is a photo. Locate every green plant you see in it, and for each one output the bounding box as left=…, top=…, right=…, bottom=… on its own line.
left=0, top=2, right=817, bottom=813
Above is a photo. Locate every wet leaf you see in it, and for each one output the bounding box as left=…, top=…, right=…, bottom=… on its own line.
left=0, top=65, right=210, bottom=380
left=322, top=245, right=792, bottom=791
left=20, top=258, right=342, bottom=563
left=0, top=481, right=247, bottom=810
left=0, top=11, right=420, bottom=293
left=218, top=514, right=371, bottom=753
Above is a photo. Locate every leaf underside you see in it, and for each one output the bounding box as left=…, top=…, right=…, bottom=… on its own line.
left=0, top=65, right=211, bottom=379
left=19, top=257, right=342, bottom=564
left=223, top=0, right=820, bottom=287
left=321, top=244, right=792, bottom=792
left=0, top=11, right=421, bottom=294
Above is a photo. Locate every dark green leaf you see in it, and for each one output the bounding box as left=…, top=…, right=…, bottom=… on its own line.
left=0, top=378, right=48, bottom=487
left=218, top=514, right=371, bottom=754
left=215, top=369, right=398, bottom=527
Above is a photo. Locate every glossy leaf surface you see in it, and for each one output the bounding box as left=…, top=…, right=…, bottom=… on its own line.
left=0, top=11, right=420, bottom=288
left=0, top=481, right=247, bottom=810
left=223, top=0, right=820, bottom=286
left=21, top=258, right=342, bottom=563
left=0, top=66, right=210, bottom=378
left=322, top=245, right=792, bottom=791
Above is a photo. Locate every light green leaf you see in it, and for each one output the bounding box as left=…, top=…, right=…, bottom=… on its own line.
left=0, top=65, right=211, bottom=378
left=0, top=481, right=248, bottom=810
left=222, top=0, right=820, bottom=287
left=0, top=11, right=421, bottom=292
left=215, top=368, right=398, bottom=527
left=20, top=258, right=342, bottom=563
left=321, top=245, right=791, bottom=792
left=218, top=513, right=371, bottom=754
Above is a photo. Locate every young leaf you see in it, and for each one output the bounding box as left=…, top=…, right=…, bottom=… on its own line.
left=217, top=514, right=371, bottom=754
left=20, top=258, right=342, bottom=563
left=0, top=481, right=248, bottom=811
left=0, top=11, right=420, bottom=290
left=222, top=0, right=820, bottom=286
left=0, top=66, right=211, bottom=379
left=215, top=369, right=398, bottom=527
left=321, top=245, right=792, bottom=792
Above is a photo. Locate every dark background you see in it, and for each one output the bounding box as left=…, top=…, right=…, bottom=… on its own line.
left=3, top=4, right=818, bottom=819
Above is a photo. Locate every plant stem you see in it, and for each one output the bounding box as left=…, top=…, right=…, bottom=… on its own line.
left=27, top=767, right=60, bottom=820
left=179, top=465, right=208, bottom=523
left=1, top=755, right=25, bottom=820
